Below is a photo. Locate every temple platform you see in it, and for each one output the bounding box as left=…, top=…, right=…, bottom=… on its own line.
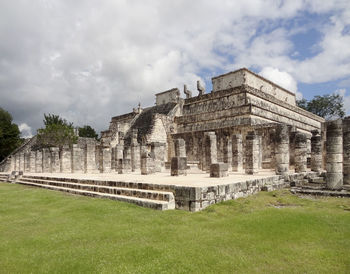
left=0, top=170, right=320, bottom=211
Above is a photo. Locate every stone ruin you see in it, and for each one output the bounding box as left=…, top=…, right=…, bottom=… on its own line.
left=1, top=67, right=350, bottom=207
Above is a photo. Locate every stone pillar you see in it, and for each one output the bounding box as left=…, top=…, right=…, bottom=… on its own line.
left=123, top=147, right=132, bottom=172
left=35, top=150, right=43, bottom=173
left=71, top=144, right=83, bottom=173
left=19, top=152, right=25, bottom=172
left=10, top=156, right=15, bottom=171
left=294, top=132, right=307, bottom=173
left=15, top=153, right=20, bottom=171
left=171, top=138, right=187, bottom=176
left=60, top=145, right=71, bottom=173
left=141, top=152, right=155, bottom=175
left=131, top=144, right=140, bottom=172
left=258, top=135, right=262, bottom=170
left=175, top=138, right=186, bottom=157
left=85, top=143, right=97, bottom=173
left=275, top=124, right=289, bottom=175
left=29, top=151, right=36, bottom=172
left=326, top=119, right=343, bottom=190
left=232, top=134, right=243, bottom=172
left=42, top=148, right=51, bottom=173
left=50, top=147, right=60, bottom=173
left=101, top=148, right=111, bottom=173
left=115, top=144, right=124, bottom=172
left=223, top=136, right=232, bottom=171
left=311, top=130, right=322, bottom=172
left=203, top=132, right=217, bottom=171
left=25, top=152, right=31, bottom=172
left=343, top=117, right=350, bottom=185
left=151, top=142, right=166, bottom=172
left=245, top=131, right=259, bottom=174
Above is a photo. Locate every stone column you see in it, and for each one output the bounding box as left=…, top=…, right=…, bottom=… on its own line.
left=131, top=144, right=140, bottom=172
left=60, top=145, right=71, bottom=173
left=275, top=124, right=289, bottom=175
left=343, top=117, right=350, bottom=185
left=15, top=153, right=20, bottom=171
left=171, top=138, right=187, bottom=176
left=258, top=135, right=262, bottom=170
left=35, top=150, right=43, bottom=173
left=245, top=131, right=259, bottom=174
left=326, top=119, right=343, bottom=190
left=175, top=138, right=186, bottom=157
left=29, top=151, right=36, bottom=172
left=115, top=144, right=124, bottom=172
left=311, top=130, right=322, bottom=172
left=72, top=144, right=83, bottom=173
left=10, top=156, right=15, bottom=171
left=294, top=132, right=307, bottom=173
left=223, top=135, right=232, bottom=171
left=42, top=148, right=51, bottom=173
left=85, top=143, right=97, bottom=173
left=101, top=148, right=112, bottom=173
left=232, top=134, right=243, bottom=172
left=50, top=147, right=60, bottom=173
left=141, top=152, right=155, bottom=175
left=203, top=132, right=217, bottom=171
left=25, top=152, right=31, bottom=172
left=19, top=152, right=25, bottom=172
left=151, top=142, right=166, bottom=172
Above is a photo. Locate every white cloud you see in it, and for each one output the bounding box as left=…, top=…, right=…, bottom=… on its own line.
left=334, top=88, right=350, bottom=116
left=259, top=67, right=303, bottom=99
left=18, top=123, right=33, bottom=138
left=0, top=0, right=349, bottom=134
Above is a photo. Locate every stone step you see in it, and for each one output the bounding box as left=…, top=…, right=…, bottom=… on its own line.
left=18, top=177, right=174, bottom=202
left=22, top=175, right=174, bottom=192
left=290, top=187, right=350, bottom=198
left=309, top=177, right=325, bottom=184
left=16, top=180, right=175, bottom=210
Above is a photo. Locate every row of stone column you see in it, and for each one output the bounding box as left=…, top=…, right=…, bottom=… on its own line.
left=274, top=124, right=323, bottom=175
left=11, top=144, right=98, bottom=174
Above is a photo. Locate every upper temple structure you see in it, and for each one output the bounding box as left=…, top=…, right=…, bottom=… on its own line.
left=1, top=67, right=349, bottom=211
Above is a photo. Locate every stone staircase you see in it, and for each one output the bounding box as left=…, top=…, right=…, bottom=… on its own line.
left=1, top=173, right=175, bottom=210
left=290, top=173, right=350, bottom=197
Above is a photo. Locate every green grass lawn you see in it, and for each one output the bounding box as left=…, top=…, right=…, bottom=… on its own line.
left=0, top=183, right=350, bottom=273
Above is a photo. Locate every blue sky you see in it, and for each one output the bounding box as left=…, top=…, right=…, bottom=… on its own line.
left=0, top=0, right=350, bottom=137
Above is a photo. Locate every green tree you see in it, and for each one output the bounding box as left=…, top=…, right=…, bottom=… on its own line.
left=0, top=108, right=22, bottom=161
left=36, top=114, right=77, bottom=149
left=297, top=94, right=345, bottom=120
left=78, top=125, right=99, bottom=140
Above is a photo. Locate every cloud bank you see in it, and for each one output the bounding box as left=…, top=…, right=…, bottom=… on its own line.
left=0, top=0, right=350, bottom=135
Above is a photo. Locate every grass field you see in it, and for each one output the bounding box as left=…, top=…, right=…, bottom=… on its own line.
left=0, top=182, right=350, bottom=273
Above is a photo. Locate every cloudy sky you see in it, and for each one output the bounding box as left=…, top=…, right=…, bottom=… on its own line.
left=1, top=0, right=350, bottom=138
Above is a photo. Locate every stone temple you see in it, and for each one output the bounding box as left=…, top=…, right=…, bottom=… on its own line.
left=1, top=68, right=349, bottom=211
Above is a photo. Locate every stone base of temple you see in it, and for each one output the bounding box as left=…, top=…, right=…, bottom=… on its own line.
left=0, top=170, right=334, bottom=211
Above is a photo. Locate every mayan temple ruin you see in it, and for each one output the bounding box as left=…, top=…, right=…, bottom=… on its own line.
left=1, top=68, right=350, bottom=211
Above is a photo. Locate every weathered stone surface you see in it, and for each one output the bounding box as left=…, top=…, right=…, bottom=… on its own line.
left=50, top=147, right=60, bottom=173
left=60, top=146, right=71, bottom=173
left=171, top=157, right=187, bottom=176
left=245, top=131, right=259, bottom=174
left=275, top=124, right=289, bottom=175
left=210, top=162, right=228, bottom=177
left=343, top=116, right=350, bottom=185
left=232, top=134, right=243, bottom=172
left=294, top=132, right=307, bottom=173
left=326, top=119, right=343, bottom=190
left=141, top=153, right=155, bottom=175
left=174, top=138, right=186, bottom=157
left=203, top=132, right=217, bottom=171
left=311, top=130, right=322, bottom=172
